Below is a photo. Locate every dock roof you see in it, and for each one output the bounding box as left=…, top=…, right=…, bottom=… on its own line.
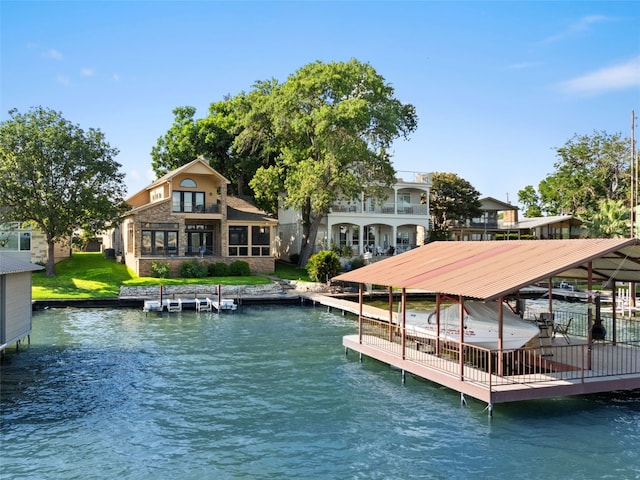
left=333, top=238, right=640, bottom=301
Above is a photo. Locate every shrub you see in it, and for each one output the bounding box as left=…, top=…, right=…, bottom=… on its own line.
left=151, top=261, right=171, bottom=278
left=349, top=257, right=365, bottom=270
left=229, top=260, right=251, bottom=276
left=208, top=262, right=230, bottom=276
left=179, top=259, right=208, bottom=278
left=306, top=250, right=341, bottom=283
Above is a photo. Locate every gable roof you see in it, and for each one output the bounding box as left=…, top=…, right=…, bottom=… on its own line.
left=128, top=157, right=230, bottom=200
left=226, top=196, right=277, bottom=223
left=480, top=196, right=518, bottom=211
left=334, top=238, right=640, bottom=302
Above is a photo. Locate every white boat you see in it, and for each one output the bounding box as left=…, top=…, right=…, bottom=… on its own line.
left=399, top=300, right=540, bottom=350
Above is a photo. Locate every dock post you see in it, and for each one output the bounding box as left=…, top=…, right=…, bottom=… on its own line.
left=486, top=403, right=493, bottom=417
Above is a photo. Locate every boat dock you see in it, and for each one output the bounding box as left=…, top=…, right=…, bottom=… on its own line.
left=300, top=292, right=640, bottom=414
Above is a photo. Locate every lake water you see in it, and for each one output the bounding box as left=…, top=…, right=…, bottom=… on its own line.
left=2, top=305, right=640, bottom=479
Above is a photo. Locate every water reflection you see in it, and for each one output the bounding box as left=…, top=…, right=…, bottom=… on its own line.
left=2, top=305, right=640, bottom=479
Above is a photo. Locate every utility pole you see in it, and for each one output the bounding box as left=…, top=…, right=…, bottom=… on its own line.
left=633, top=110, right=637, bottom=238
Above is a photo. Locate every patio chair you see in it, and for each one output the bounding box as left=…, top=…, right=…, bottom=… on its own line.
left=553, top=318, right=572, bottom=344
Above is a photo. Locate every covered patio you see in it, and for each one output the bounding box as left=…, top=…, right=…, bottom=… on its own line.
left=333, top=238, right=640, bottom=414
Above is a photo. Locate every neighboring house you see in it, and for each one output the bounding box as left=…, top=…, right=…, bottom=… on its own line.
left=0, top=254, right=43, bottom=351
left=0, top=222, right=71, bottom=265
left=277, top=172, right=432, bottom=260
left=121, top=157, right=277, bottom=277
left=450, top=196, right=582, bottom=241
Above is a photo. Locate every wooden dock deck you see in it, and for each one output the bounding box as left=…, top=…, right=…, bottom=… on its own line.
left=301, top=293, right=640, bottom=412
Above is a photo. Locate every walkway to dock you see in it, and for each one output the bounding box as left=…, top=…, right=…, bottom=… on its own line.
left=299, top=292, right=397, bottom=322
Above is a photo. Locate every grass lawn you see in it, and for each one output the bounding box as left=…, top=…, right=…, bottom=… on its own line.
left=32, top=253, right=310, bottom=300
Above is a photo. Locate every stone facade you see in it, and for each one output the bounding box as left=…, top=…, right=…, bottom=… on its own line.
left=121, top=157, right=277, bottom=276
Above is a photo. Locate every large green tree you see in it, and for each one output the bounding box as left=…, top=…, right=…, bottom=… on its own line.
left=248, top=59, right=417, bottom=267
left=429, top=172, right=482, bottom=241
left=519, top=131, right=631, bottom=217
left=0, top=107, right=128, bottom=276
left=151, top=93, right=271, bottom=197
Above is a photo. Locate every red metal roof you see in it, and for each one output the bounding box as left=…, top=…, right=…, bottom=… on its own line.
left=333, top=238, right=640, bottom=301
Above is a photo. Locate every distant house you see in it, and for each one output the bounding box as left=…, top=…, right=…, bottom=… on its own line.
left=276, top=172, right=432, bottom=260
left=0, top=254, right=43, bottom=351
left=0, top=222, right=71, bottom=264
left=120, top=157, right=277, bottom=277
left=450, top=196, right=582, bottom=241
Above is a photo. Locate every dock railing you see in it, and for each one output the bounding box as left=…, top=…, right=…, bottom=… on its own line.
left=358, top=315, right=640, bottom=390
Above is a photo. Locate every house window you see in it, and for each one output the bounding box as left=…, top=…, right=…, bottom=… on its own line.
left=172, top=191, right=205, bottom=213
left=229, top=226, right=248, bottom=256
left=127, top=223, right=134, bottom=253
left=0, top=224, right=31, bottom=251
left=141, top=223, right=179, bottom=256
left=19, top=232, right=30, bottom=251
left=251, top=226, right=270, bottom=256
left=185, top=224, right=214, bottom=255
left=398, top=192, right=411, bottom=205
left=229, top=225, right=271, bottom=257
left=397, top=192, right=411, bottom=214
left=180, top=178, right=197, bottom=188
left=339, top=226, right=348, bottom=247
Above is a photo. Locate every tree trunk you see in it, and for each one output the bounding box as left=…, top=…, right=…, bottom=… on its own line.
left=46, top=238, right=56, bottom=277
left=297, top=214, right=324, bottom=268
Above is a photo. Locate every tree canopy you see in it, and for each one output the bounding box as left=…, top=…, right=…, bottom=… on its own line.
left=429, top=172, right=482, bottom=241
left=0, top=107, right=128, bottom=276
left=151, top=59, right=417, bottom=267
left=518, top=131, right=631, bottom=219
left=247, top=59, right=417, bottom=266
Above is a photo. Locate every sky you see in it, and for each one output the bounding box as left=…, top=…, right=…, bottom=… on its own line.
left=1, top=1, right=639, bottom=206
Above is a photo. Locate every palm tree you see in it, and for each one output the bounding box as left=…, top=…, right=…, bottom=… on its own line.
left=583, top=198, right=631, bottom=238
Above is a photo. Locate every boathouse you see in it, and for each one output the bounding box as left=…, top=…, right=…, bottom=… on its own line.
left=0, top=254, right=43, bottom=351
left=333, top=238, right=640, bottom=413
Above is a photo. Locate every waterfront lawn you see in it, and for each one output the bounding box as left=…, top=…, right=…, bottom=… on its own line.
left=273, top=260, right=312, bottom=282
left=32, top=253, right=274, bottom=300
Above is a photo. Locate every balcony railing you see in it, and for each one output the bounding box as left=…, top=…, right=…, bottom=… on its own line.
left=172, top=203, right=220, bottom=214
left=331, top=203, right=428, bottom=216
left=357, top=313, right=640, bottom=389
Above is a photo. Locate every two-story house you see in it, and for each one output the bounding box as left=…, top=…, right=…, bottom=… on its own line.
left=121, top=157, right=277, bottom=277
left=451, top=196, right=582, bottom=241
left=277, top=172, right=432, bottom=260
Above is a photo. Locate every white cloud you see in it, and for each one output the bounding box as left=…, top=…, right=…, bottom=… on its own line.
left=81, top=68, right=95, bottom=77
left=541, top=15, right=610, bottom=44
left=43, top=48, right=63, bottom=60
left=558, top=56, right=640, bottom=95
left=56, top=74, right=70, bottom=86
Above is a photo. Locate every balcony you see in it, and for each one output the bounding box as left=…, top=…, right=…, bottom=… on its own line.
left=331, top=203, right=428, bottom=216
left=172, top=202, right=220, bottom=214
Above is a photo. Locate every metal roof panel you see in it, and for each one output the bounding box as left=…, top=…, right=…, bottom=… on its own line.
left=334, top=239, right=640, bottom=301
